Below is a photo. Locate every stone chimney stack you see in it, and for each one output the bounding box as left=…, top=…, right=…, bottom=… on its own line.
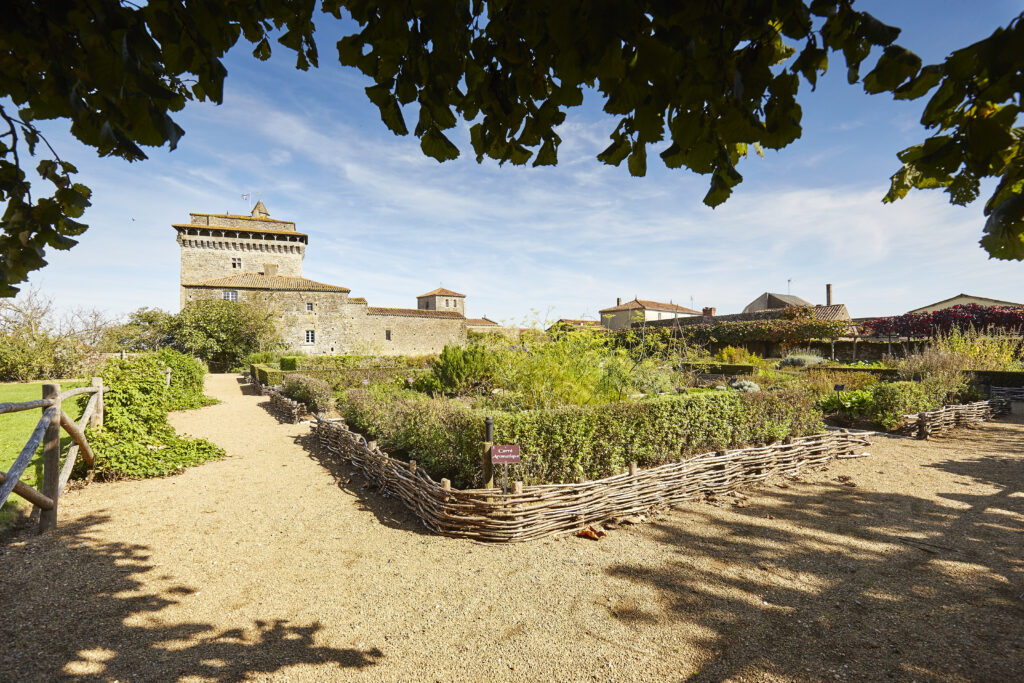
left=616, top=297, right=622, bottom=306
left=702, top=307, right=716, bottom=321
left=826, top=283, right=833, bottom=306
left=264, top=263, right=278, bottom=277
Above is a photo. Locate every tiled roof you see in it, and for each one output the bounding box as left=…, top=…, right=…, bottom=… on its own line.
left=191, top=211, right=292, bottom=223
left=766, top=293, right=812, bottom=308
left=184, top=273, right=350, bottom=293
left=348, top=297, right=368, bottom=304
left=466, top=317, right=499, bottom=326
left=599, top=298, right=700, bottom=314
left=367, top=307, right=465, bottom=319
left=417, top=288, right=465, bottom=298
left=173, top=223, right=308, bottom=238
left=814, top=304, right=851, bottom=321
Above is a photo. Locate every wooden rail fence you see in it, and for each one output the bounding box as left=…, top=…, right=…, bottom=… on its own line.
left=0, top=378, right=106, bottom=533
left=315, top=419, right=872, bottom=543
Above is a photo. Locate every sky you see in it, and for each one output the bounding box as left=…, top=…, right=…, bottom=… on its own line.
left=22, top=1, right=1024, bottom=324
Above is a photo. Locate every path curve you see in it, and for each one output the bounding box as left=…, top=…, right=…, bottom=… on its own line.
left=1, top=374, right=1022, bottom=681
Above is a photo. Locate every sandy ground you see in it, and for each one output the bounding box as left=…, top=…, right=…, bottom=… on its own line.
left=1, top=374, right=1022, bottom=682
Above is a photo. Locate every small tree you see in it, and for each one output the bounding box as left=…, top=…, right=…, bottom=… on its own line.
left=168, top=299, right=281, bottom=371
left=100, top=307, right=174, bottom=352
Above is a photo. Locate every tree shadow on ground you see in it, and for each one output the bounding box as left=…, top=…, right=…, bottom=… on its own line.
left=605, top=424, right=1024, bottom=681
left=291, top=430, right=433, bottom=537
left=0, top=514, right=383, bottom=681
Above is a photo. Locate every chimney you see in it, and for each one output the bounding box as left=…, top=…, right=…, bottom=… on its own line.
left=616, top=297, right=622, bottom=306
left=826, top=283, right=833, bottom=306
left=702, top=307, right=716, bottom=321
left=264, top=263, right=278, bottom=277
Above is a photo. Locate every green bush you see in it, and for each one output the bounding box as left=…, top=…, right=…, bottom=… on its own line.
left=85, top=354, right=224, bottom=479
left=157, top=348, right=217, bottom=410
left=339, top=387, right=823, bottom=488
left=779, top=350, right=825, bottom=368
left=254, top=363, right=285, bottom=386
left=282, top=374, right=335, bottom=414
left=279, top=356, right=305, bottom=371
left=817, top=389, right=875, bottom=417
left=868, top=381, right=943, bottom=430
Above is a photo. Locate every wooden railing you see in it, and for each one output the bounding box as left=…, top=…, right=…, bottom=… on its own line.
left=0, top=377, right=106, bottom=533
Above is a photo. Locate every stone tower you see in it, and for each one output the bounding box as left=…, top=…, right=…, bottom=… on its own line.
left=416, top=288, right=466, bottom=314
left=173, top=202, right=308, bottom=306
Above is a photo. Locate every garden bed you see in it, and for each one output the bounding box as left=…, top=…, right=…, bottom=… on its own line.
left=315, top=418, right=872, bottom=543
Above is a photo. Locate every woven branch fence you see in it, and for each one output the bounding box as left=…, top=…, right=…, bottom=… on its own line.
left=905, top=398, right=1010, bottom=439
left=266, top=390, right=303, bottom=424
left=315, top=420, right=871, bottom=543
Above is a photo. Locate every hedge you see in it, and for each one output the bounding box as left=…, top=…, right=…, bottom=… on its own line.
left=967, top=370, right=1024, bottom=388
left=678, top=362, right=756, bottom=375
left=808, top=366, right=900, bottom=380
left=339, top=388, right=824, bottom=488
left=280, top=356, right=302, bottom=371
left=253, top=363, right=285, bottom=386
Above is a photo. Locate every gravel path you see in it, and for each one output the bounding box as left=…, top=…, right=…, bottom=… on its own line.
left=2, top=374, right=1022, bottom=682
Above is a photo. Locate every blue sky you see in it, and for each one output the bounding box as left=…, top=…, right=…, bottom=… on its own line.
left=25, top=1, right=1024, bottom=323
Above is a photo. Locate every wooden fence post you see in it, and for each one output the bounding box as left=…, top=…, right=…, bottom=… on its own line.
left=39, top=383, right=61, bottom=533
left=482, top=416, right=494, bottom=489
left=90, top=376, right=103, bottom=428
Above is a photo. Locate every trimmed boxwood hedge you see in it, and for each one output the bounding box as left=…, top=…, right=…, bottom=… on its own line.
left=253, top=363, right=285, bottom=386
left=678, top=362, right=756, bottom=375
left=339, top=388, right=823, bottom=488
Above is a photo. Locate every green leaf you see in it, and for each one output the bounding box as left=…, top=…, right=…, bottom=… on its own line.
left=863, top=46, right=922, bottom=94
left=253, top=37, right=272, bottom=61
left=420, top=128, right=460, bottom=162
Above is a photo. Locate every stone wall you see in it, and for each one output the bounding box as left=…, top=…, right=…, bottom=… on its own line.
left=184, top=286, right=466, bottom=356
left=190, top=212, right=297, bottom=232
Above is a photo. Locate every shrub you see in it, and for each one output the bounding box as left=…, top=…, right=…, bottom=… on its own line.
left=156, top=348, right=217, bottom=410
left=930, top=326, right=1022, bottom=371
left=729, top=379, right=760, bottom=393
left=868, top=381, right=943, bottom=430
left=779, top=350, right=825, bottom=368
left=282, top=374, right=335, bottom=414
left=339, top=386, right=823, bottom=487
left=714, top=345, right=760, bottom=364
left=279, top=356, right=303, bottom=371
left=817, top=389, right=874, bottom=417
left=253, top=363, right=285, bottom=386
left=432, top=344, right=492, bottom=394
left=85, top=354, right=224, bottom=479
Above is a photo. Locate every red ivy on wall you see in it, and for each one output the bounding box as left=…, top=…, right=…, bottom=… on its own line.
left=862, top=304, right=1024, bottom=338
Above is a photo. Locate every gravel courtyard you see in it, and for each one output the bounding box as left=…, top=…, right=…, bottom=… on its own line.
left=2, top=374, right=1021, bottom=682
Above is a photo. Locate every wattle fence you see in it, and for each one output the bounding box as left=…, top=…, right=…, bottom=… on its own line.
left=314, top=419, right=872, bottom=543
left=906, top=398, right=1011, bottom=439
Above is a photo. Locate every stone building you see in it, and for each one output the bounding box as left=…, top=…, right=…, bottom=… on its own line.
left=176, top=203, right=467, bottom=355
left=599, top=298, right=701, bottom=330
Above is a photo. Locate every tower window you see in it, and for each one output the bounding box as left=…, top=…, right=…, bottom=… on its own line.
left=305, top=330, right=315, bottom=344
left=223, top=290, right=238, bottom=302
left=306, top=302, right=314, bottom=312
left=385, top=329, right=392, bottom=341
left=445, top=299, right=450, bottom=307
left=231, top=258, right=242, bottom=269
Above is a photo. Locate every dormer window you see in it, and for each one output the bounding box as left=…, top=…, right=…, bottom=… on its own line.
left=231, top=258, right=242, bottom=269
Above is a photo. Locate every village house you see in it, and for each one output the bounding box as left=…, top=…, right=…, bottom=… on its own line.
left=907, top=293, right=1024, bottom=313
left=175, top=202, right=468, bottom=355
left=599, top=298, right=701, bottom=330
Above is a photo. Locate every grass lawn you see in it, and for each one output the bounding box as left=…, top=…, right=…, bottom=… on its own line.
left=1, top=381, right=87, bottom=526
